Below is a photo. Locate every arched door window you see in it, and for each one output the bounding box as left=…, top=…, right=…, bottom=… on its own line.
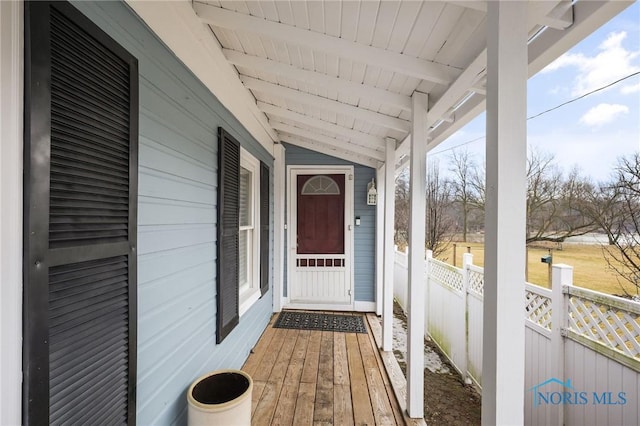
left=300, top=175, right=340, bottom=195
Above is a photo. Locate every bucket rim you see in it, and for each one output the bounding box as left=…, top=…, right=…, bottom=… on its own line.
left=187, top=369, right=253, bottom=411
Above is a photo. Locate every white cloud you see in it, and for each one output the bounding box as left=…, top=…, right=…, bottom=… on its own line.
left=579, top=103, right=629, bottom=128
left=547, top=86, right=563, bottom=96
left=540, top=31, right=640, bottom=96
left=620, top=82, right=640, bottom=94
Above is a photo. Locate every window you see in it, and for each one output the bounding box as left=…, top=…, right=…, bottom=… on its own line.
left=217, top=128, right=269, bottom=342
left=239, top=148, right=260, bottom=315
left=301, top=175, right=340, bottom=195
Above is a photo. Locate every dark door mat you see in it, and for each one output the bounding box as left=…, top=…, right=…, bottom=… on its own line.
left=273, top=311, right=367, bottom=333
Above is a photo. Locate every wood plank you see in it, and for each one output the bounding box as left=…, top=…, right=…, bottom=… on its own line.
left=287, top=329, right=311, bottom=383
left=301, top=330, right=322, bottom=383
left=271, top=377, right=299, bottom=426
left=250, top=313, right=424, bottom=426
left=313, top=331, right=334, bottom=424
left=345, top=333, right=375, bottom=426
left=243, top=314, right=278, bottom=376
left=334, top=384, right=355, bottom=426
left=251, top=381, right=267, bottom=416
left=364, top=317, right=405, bottom=425
left=252, top=381, right=283, bottom=426
left=358, top=332, right=396, bottom=425
left=271, top=330, right=311, bottom=425
left=367, top=313, right=426, bottom=426
left=334, top=332, right=349, bottom=386
left=252, top=325, right=287, bottom=382
left=292, top=382, right=317, bottom=426
left=269, top=328, right=300, bottom=384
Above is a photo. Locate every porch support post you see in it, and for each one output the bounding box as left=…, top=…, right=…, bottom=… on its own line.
left=375, top=165, right=385, bottom=316
left=406, top=92, right=428, bottom=418
left=382, top=138, right=396, bottom=351
left=483, top=2, right=528, bottom=425
left=272, top=143, right=286, bottom=312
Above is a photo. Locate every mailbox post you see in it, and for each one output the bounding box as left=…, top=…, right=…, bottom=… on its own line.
left=541, top=250, right=552, bottom=286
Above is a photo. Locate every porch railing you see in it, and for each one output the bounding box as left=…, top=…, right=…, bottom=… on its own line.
left=393, top=248, right=640, bottom=426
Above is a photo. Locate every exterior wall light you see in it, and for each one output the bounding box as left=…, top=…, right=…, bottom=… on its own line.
left=367, top=178, right=377, bottom=206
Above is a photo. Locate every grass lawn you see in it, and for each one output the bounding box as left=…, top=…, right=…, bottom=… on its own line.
left=435, top=241, right=639, bottom=297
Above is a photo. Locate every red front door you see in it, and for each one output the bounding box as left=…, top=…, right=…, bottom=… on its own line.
left=297, top=174, right=345, bottom=255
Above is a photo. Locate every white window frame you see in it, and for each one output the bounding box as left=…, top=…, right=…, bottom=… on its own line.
left=239, top=147, right=261, bottom=316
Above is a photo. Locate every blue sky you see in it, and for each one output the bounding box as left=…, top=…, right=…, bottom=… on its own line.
left=432, top=2, right=640, bottom=182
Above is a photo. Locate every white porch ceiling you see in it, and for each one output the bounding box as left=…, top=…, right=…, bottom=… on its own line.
left=145, top=0, right=632, bottom=169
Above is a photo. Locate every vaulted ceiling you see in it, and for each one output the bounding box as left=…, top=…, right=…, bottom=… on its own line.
left=132, top=1, right=632, bottom=170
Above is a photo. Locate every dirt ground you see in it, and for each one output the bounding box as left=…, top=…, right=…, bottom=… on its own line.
left=393, top=303, right=481, bottom=425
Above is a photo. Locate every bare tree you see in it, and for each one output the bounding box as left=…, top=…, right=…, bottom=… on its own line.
left=393, top=162, right=454, bottom=257
left=525, top=149, right=595, bottom=243
left=580, top=180, right=626, bottom=246
left=469, top=158, right=486, bottom=233
left=426, top=161, right=455, bottom=258
left=598, top=153, right=640, bottom=295
left=394, top=170, right=410, bottom=247
left=449, top=149, right=479, bottom=242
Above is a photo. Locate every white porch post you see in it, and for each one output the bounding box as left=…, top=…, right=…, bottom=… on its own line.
left=382, top=138, right=396, bottom=351
left=272, top=143, right=286, bottom=312
left=0, top=1, right=24, bottom=424
left=406, top=92, right=428, bottom=417
left=376, top=165, right=385, bottom=316
left=483, top=2, right=528, bottom=425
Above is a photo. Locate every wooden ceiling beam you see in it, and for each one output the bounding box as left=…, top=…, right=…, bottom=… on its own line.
left=194, top=2, right=460, bottom=85
left=242, top=76, right=411, bottom=132
left=270, top=121, right=385, bottom=161
left=450, top=1, right=573, bottom=30
left=279, top=134, right=382, bottom=169
left=224, top=50, right=412, bottom=112
left=257, top=102, right=386, bottom=149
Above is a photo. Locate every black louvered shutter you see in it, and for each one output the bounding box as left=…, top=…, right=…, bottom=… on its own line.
left=216, top=128, right=240, bottom=343
left=24, top=2, right=138, bottom=425
left=260, top=162, right=270, bottom=296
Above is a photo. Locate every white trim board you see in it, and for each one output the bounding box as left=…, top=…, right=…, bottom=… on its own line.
left=282, top=301, right=375, bottom=313
left=272, top=144, right=286, bottom=313
left=354, top=301, right=377, bottom=313
left=125, top=1, right=277, bottom=155
left=284, top=302, right=354, bottom=312
left=287, top=165, right=355, bottom=311
left=0, top=2, right=23, bottom=424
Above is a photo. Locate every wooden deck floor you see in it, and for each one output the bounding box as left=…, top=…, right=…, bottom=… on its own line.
left=242, top=312, right=405, bottom=425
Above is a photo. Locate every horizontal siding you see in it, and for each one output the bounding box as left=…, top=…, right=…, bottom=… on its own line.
left=284, top=143, right=376, bottom=302
left=72, top=2, right=273, bottom=425
left=353, top=167, right=376, bottom=302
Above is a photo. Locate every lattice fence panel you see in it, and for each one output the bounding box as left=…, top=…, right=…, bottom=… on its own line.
left=525, top=290, right=553, bottom=331
left=468, top=268, right=484, bottom=297
left=430, top=260, right=464, bottom=292
left=568, top=295, right=640, bottom=358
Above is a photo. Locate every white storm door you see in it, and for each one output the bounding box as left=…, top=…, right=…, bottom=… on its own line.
left=289, top=169, right=353, bottom=306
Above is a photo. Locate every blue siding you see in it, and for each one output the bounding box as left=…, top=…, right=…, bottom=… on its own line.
left=72, top=2, right=274, bottom=425
left=284, top=144, right=376, bottom=302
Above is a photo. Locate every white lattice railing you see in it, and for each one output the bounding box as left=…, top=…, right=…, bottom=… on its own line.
left=429, top=258, right=464, bottom=292
left=401, top=250, right=640, bottom=384
left=468, top=264, right=484, bottom=297
left=567, top=286, right=640, bottom=360
left=525, top=283, right=553, bottom=333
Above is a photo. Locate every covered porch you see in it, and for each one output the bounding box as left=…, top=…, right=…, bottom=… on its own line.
left=1, top=0, right=635, bottom=424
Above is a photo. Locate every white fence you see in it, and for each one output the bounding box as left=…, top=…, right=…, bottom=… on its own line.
left=394, top=248, right=640, bottom=426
